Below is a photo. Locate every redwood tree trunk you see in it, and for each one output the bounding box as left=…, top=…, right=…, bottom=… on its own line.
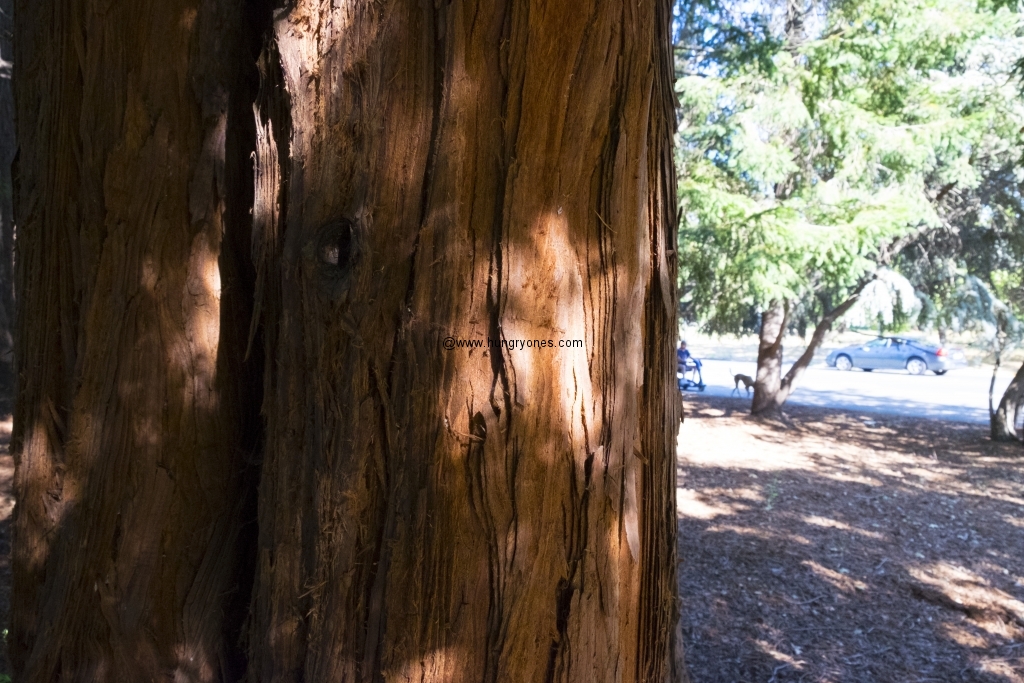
left=991, top=358, right=1024, bottom=442
left=11, top=0, right=262, bottom=679
left=751, top=300, right=788, bottom=415
left=247, top=0, right=684, bottom=681
left=13, top=1, right=684, bottom=680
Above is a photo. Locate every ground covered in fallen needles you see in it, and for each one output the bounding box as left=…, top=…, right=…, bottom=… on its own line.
left=0, top=404, right=1020, bottom=680
left=678, top=395, right=1024, bottom=683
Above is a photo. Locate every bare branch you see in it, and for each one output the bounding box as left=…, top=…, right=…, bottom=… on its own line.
left=778, top=277, right=874, bottom=403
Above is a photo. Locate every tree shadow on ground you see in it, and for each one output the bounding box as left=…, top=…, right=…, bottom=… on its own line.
left=678, top=395, right=1024, bottom=683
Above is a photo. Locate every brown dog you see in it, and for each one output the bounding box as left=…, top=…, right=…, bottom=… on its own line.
left=732, top=372, right=755, bottom=396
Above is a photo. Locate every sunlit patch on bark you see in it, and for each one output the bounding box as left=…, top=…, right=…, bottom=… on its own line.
left=180, top=230, right=222, bottom=413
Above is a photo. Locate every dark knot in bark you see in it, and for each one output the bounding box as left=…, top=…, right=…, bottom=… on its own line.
left=311, top=218, right=358, bottom=300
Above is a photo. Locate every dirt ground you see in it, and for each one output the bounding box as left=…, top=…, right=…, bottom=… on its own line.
left=0, top=404, right=1020, bottom=680
left=678, top=394, right=1024, bottom=683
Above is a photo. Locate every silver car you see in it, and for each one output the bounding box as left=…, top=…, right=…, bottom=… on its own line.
left=825, top=337, right=967, bottom=375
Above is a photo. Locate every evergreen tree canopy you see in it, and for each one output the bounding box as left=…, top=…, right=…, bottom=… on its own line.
left=676, top=0, right=1024, bottom=334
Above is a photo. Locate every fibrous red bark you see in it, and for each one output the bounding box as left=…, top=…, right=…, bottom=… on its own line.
left=11, top=1, right=685, bottom=680
left=247, top=0, right=684, bottom=680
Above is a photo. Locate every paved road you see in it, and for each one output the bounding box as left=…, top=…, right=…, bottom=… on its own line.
left=685, top=358, right=1014, bottom=424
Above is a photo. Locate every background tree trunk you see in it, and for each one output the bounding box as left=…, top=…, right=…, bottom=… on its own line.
left=753, top=284, right=867, bottom=415
left=11, top=0, right=263, bottom=678
left=751, top=300, right=788, bottom=415
left=991, top=359, right=1024, bottom=442
left=247, top=0, right=685, bottom=681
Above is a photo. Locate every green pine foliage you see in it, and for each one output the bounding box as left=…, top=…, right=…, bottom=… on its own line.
left=676, top=0, right=1024, bottom=335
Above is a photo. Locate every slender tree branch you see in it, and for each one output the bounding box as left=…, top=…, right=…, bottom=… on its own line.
left=778, top=278, right=873, bottom=403
left=933, top=181, right=957, bottom=204
left=878, top=231, right=921, bottom=266
left=775, top=300, right=790, bottom=348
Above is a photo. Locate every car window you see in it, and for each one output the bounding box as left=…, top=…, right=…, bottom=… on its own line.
left=864, top=338, right=889, bottom=348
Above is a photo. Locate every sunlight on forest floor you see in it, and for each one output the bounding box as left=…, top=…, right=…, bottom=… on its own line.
left=0, top=400, right=1019, bottom=681
left=677, top=396, right=1024, bottom=683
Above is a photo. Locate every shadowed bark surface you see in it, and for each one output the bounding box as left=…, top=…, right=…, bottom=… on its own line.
left=247, top=0, right=684, bottom=681
left=10, top=0, right=262, bottom=679
left=0, top=0, right=14, bottom=411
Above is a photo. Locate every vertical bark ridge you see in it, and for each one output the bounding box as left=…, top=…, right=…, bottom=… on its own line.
left=10, top=0, right=84, bottom=669
left=637, top=0, right=686, bottom=678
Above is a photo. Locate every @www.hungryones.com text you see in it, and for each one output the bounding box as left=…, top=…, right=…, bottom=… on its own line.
left=442, top=336, right=584, bottom=351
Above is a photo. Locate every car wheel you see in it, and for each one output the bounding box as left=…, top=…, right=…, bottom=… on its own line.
left=834, top=354, right=853, bottom=371
left=906, top=357, right=927, bottom=375
left=933, top=369, right=947, bottom=376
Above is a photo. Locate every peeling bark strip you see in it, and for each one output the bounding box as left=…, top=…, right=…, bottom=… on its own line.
left=11, top=0, right=262, bottom=679
left=248, top=0, right=684, bottom=681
